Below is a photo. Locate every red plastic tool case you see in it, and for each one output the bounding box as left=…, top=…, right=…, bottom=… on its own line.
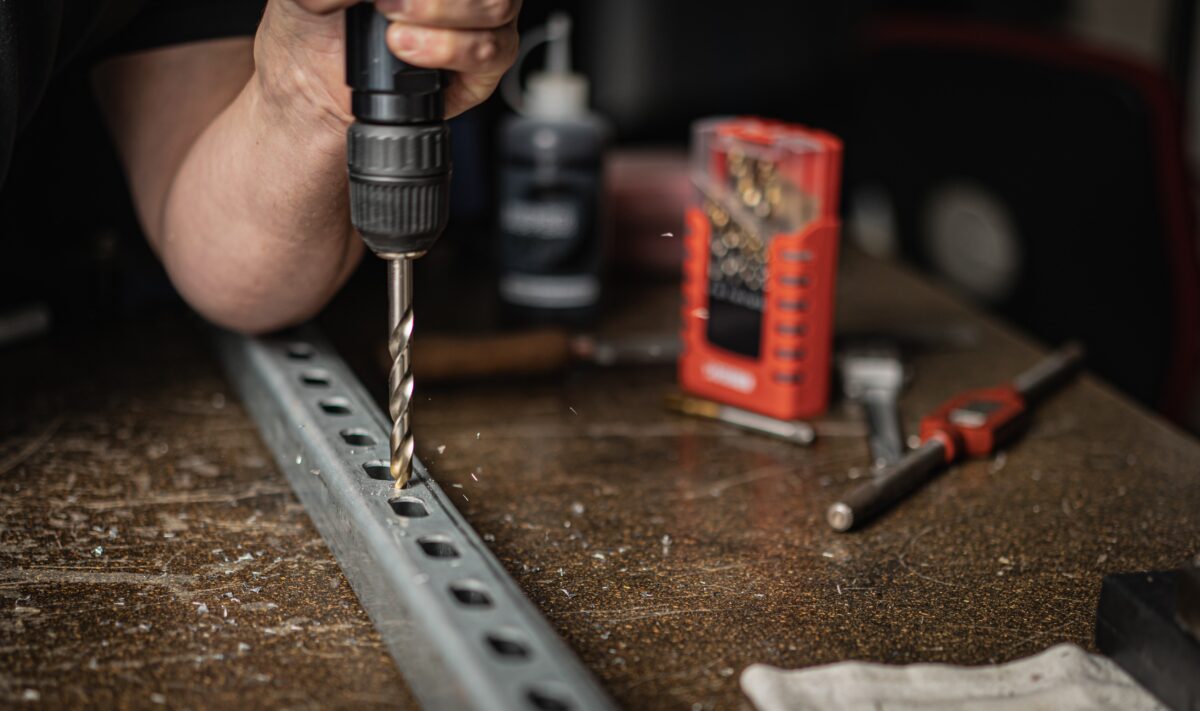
left=680, top=117, right=843, bottom=420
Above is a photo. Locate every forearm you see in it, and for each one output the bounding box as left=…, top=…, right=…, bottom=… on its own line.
left=94, top=29, right=363, bottom=334
left=159, top=73, right=361, bottom=334
left=94, top=0, right=520, bottom=334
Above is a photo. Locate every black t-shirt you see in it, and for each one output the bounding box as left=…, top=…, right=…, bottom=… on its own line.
left=0, top=0, right=264, bottom=316
left=0, top=0, right=266, bottom=186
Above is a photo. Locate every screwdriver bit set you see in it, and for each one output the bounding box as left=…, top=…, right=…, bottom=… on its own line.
left=680, top=117, right=843, bottom=420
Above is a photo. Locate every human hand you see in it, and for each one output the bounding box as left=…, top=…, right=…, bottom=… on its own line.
left=257, top=0, right=521, bottom=136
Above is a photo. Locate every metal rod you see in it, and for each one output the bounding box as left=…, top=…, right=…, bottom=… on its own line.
left=215, top=326, right=616, bottom=711
left=664, top=392, right=815, bottom=445
left=388, top=258, right=416, bottom=486
left=827, top=439, right=946, bottom=532
left=716, top=403, right=816, bottom=445
left=1012, top=342, right=1085, bottom=406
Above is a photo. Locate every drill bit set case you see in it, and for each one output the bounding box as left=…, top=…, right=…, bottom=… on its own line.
left=680, top=117, right=843, bottom=420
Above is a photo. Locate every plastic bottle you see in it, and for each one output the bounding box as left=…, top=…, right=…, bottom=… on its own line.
left=496, top=13, right=609, bottom=323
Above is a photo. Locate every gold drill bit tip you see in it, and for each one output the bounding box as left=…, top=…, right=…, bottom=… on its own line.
left=387, top=258, right=416, bottom=487
left=664, top=391, right=815, bottom=445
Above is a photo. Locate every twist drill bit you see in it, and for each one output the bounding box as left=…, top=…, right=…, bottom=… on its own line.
left=387, top=258, right=416, bottom=485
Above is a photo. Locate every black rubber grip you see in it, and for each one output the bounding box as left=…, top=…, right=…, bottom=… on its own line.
left=347, top=121, right=451, bottom=255
left=349, top=178, right=449, bottom=255
left=348, top=122, right=449, bottom=177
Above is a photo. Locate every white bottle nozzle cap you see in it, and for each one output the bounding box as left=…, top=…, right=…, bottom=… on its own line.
left=524, top=13, right=588, bottom=118
left=546, top=12, right=572, bottom=74
left=502, top=11, right=589, bottom=118
left=527, top=73, right=589, bottom=119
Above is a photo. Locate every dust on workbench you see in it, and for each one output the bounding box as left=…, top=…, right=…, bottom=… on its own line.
left=381, top=252, right=1200, bottom=711
left=0, top=316, right=414, bottom=708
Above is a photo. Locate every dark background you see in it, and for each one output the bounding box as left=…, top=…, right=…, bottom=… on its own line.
left=3, top=0, right=1198, bottom=427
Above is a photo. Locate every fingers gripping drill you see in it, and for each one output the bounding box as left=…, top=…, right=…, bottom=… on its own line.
left=345, top=2, right=451, bottom=486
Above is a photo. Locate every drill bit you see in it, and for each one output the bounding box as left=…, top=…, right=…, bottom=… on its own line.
left=387, top=257, right=416, bottom=486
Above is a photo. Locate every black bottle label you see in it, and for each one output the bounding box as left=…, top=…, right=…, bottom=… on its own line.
left=498, top=165, right=600, bottom=309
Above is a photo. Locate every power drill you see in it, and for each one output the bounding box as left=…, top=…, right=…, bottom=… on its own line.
left=345, top=2, right=451, bottom=487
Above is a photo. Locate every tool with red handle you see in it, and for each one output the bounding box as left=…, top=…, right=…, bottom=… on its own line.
left=827, top=342, right=1085, bottom=532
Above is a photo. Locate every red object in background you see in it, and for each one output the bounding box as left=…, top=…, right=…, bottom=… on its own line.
left=915, top=341, right=1084, bottom=462
left=917, top=386, right=1026, bottom=462
left=679, top=118, right=843, bottom=420
left=605, top=150, right=691, bottom=275
left=860, top=18, right=1199, bottom=424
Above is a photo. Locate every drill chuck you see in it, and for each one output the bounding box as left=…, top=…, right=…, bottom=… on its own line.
left=345, top=2, right=451, bottom=257
left=347, top=122, right=450, bottom=255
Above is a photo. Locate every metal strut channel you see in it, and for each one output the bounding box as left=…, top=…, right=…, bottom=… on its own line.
left=215, top=328, right=616, bottom=711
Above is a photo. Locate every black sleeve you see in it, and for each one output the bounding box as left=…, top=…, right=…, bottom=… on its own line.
left=100, top=0, right=267, bottom=56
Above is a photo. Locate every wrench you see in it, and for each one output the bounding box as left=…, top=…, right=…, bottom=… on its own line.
left=838, top=343, right=908, bottom=469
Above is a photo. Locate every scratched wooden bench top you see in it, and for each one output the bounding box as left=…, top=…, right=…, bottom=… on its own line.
left=408, top=251, right=1200, bottom=709
left=0, top=318, right=414, bottom=708
left=2, top=251, right=1197, bottom=709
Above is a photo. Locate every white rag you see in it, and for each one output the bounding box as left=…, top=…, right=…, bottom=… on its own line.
left=740, top=643, right=1165, bottom=711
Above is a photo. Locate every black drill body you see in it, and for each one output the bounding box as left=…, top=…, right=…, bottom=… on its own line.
left=345, top=2, right=451, bottom=256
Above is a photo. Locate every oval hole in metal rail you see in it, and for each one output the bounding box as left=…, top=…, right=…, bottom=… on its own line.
left=417, top=535, right=460, bottom=559
left=339, top=428, right=376, bottom=447
left=485, top=628, right=532, bottom=660
left=526, top=682, right=577, bottom=711
left=300, top=369, right=332, bottom=387
left=362, top=460, right=391, bottom=480
left=318, top=397, right=353, bottom=416
left=286, top=342, right=316, bottom=360
left=389, top=496, right=429, bottom=518
left=449, top=579, right=493, bottom=608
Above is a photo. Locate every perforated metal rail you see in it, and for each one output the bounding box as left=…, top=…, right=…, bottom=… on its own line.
left=215, top=328, right=615, bottom=711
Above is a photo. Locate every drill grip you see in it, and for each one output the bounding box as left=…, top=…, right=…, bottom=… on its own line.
left=345, top=2, right=445, bottom=124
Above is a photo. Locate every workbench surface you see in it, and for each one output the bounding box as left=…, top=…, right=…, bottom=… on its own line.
left=3, top=252, right=1198, bottom=709
left=0, top=320, right=415, bottom=707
